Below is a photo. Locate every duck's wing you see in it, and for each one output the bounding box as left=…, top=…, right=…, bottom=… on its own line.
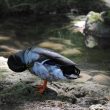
left=30, top=47, right=80, bottom=80
left=32, top=48, right=76, bottom=66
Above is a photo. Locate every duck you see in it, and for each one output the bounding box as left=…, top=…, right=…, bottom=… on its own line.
left=7, top=47, right=80, bottom=94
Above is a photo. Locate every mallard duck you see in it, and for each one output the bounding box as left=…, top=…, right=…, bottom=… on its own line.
left=7, top=47, right=80, bottom=94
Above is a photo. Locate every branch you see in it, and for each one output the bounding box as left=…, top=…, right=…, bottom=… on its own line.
left=4, top=0, right=32, bottom=9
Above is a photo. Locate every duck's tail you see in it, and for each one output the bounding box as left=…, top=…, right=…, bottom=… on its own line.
left=60, top=65, right=80, bottom=79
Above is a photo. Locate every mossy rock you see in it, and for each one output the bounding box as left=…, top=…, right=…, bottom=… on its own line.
left=86, top=11, right=103, bottom=24
left=84, top=11, right=110, bottom=48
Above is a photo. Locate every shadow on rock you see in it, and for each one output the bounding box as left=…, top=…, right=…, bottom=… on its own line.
left=0, top=82, right=75, bottom=110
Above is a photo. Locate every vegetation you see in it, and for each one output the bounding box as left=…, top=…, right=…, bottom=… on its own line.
left=87, top=11, right=103, bottom=23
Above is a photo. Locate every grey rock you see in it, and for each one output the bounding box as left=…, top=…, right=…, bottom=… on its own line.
left=89, top=104, right=106, bottom=110
left=84, top=11, right=110, bottom=48
left=74, top=73, right=92, bottom=83
left=93, top=74, right=110, bottom=86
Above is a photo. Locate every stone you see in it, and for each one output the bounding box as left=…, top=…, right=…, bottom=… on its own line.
left=84, top=35, right=98, bottom=48
left=0, top=57, right=8, bottom=69
left=38, top=41, right=65, bottom=51
left=78, top=81, right=110, bottom=97
left=89, top=104, right=106, bottom=110
left=84, top=11, right=110, bottom=48
left=93, top=74, right=110, bottom=86
left=61, top=48, right=81, bottom=56
left=74, top=73, right=92, bottom=83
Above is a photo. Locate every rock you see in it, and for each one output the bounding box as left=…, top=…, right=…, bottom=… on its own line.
left=79, top=97, right=100, bottom=107
left=71, top=96, right=77, bottom=104
left=61, top=48, right=81, bottom=56
left=86, top=11, right=102, bottom=24
left=38, top=41, right=65, bottom=51
left=84, top=11, right=110, bottom=48
left=74, top=90, right=86, bottom=98
left=77, top=81, right=110, bottom=97
left=89, top=104, right=106, bottom=110
left=105, top=101, right=110, bottom=109
left=84, top=35, right=98, bottom=48
left=74, top=73, right=92, bottom=83
left=93, top=74, right=110, bottom=86
left=0, top=57, right=8, bottom=70
left=0, top=57, right=36, bottom=84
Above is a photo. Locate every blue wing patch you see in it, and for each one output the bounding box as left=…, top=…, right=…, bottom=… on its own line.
left=31, top=62, right=66, bottom=81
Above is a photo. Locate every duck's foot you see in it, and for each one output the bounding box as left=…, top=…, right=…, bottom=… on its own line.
left=35, top=80, right=47, bottom=95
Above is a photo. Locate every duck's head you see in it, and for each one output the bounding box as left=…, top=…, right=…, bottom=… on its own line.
left=7, top=55, right=27, bottom=72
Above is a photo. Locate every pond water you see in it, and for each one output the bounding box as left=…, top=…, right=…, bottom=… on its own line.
left=0, top=15, right=110, bottom=72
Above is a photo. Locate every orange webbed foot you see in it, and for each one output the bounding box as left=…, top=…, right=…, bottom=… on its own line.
left=35, top=80, right=47, bottom=95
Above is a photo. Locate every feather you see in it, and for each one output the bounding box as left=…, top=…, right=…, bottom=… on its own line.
left=31, top=47, right=76, bottom=66
left=25, top=47, right=80, bottom=80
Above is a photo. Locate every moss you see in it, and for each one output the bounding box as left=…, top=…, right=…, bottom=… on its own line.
left=87, top=11, right=103, bottom=23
